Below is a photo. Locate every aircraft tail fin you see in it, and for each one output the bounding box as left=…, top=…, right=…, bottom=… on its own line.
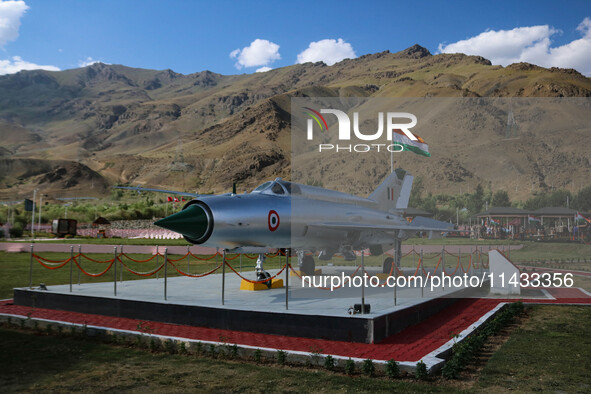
left=369, top=168, right=413, bottom=211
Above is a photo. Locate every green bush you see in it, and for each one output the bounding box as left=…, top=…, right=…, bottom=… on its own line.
left=344, top=358, right=355, bottom=375
left=386, top=359, right=400, bottom=379
left=277, top=350, right=287, bottom=365
left=253, top=348, right=262, bottom=363
left=150, top=338, right=158, bottom=352
left=165, top=339, right=176, bottom=354
left=442, top=301, right=524, bottom=379
left=9, top=224, right=23, bottom=238
left=441, top=358, right=459, bottom=379
left=362, top=359, right=375, bottom=376
left=230, top=344, right=238, bottom=358
left=415, top=360, right=428, bottom=380
left=324, top=355, right=336, bottom=371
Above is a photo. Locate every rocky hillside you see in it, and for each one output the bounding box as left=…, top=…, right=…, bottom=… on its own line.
left=0, top=45, right=590, bottom=200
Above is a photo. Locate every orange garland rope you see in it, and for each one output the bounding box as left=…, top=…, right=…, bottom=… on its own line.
left=117, top=257, right=165, bottom=276
left=225, top=262, right=286, bottom=284
left=166, top=252, right=192, bottom=262
left=120, top=252, right=159, bottom=263
left=73, top=257, right=114, bottom=277
left=189, top=252, right=220, bottom=261
left=32, top=249, right=492, bottom=282
left=32, top=253, right=71, bottom=264
left=34, top=255, right=70, bottom=269
left=167, top=260, right=223, bottom=278
left=80, top=253, right=116, bottom=264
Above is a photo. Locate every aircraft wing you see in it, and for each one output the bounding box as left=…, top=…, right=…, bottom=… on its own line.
left=112, top=186, right=202, bottom=197
left=309, top=216, right=455, bottom=233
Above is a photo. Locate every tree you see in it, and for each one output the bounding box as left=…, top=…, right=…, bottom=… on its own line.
left=492, top=190, right=511, bottom=207
left=573, top=186, right=591, bottom=212
left=467, top=184, right=484, bottom=213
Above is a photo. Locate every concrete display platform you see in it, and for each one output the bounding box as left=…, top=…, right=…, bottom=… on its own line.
left=14, top=265, right=487, bottom=343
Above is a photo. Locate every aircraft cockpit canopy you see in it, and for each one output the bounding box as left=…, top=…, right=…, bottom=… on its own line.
left=251, top=178, right=300, bottom=196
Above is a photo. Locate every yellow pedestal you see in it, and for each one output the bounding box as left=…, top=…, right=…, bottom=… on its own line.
left=240, top=278, right=284, bottom=291
left=290, top=269, right=322, bottom=277
left=376, top=273, right=390, bottom=280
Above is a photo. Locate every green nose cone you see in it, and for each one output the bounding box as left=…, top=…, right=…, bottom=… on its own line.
left=154, top=204, right=210, bottom=241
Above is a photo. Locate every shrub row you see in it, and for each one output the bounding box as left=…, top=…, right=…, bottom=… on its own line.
left=442, top=301, right=524, bottom=379
left=3, top=317, right=438, bottom=380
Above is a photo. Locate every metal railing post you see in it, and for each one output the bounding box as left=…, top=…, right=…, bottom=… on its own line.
left=77, top=245, right=81, bottom=285
left=164, top=248, right=168, bottom=300
left=120, top=245, right=123, bottom=283
left=156, top=246, right=159, bottom=280
left=221, top=249, right=225, bottom=305
left=285, top=249, right=289, bottom=310
left=441, top=247, right=445, bottom=291
left=187, top=246, right=190, bottom=274
left=420, top=248, right=424, bottom=298
left=113, top=246, right=117, bottom=296
left=69, top=246, right=74, bottom=293
left=361, top=249, right=365, bottom=314
left=394, top=245, right=397, bottom=306
left=29, top=244, right=34, bottom=289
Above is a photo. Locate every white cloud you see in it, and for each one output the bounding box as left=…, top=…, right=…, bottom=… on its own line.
left=296, top=38, right=356, bottom=66
left=0, top=0, right=28, bottom=48
left=78, top=57, right=101, bottom=67
left=255, top=66, right=272, bottom=73
left=230, top=39, right=281, bottom=69
left=0, top=2, right=59, bottom=75
left=438, top=17, right=591, bottom=76
left=0, top=55, right=59, bottom=75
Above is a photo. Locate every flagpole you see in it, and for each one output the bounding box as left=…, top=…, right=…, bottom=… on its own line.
left=390, top=148, right=393, bottom=173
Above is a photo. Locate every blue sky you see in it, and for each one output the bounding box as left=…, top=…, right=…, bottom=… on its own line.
left=1, top=0, right=590, bottom=76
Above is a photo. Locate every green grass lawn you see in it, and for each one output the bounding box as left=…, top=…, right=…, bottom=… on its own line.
left=0, top=305, right=589, bottom=392
left=0, top=326, right=454, bottom=393
left=0, top=251, right=286, bottom=299
left=509, top=242, right=591, bottom=264
left=475, top=305, right=591, bottom=392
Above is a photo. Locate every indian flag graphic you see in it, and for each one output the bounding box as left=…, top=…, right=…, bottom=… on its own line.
left=392, top=129, right=430, bottom=157
left=489, top=217, right=500, bottom=226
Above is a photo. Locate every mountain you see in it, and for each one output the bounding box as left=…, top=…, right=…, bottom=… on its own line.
left=0, top=45, right=590, bottom=200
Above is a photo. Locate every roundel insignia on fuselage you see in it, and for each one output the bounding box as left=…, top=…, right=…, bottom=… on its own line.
left=268, top=210, right=280, bottom=232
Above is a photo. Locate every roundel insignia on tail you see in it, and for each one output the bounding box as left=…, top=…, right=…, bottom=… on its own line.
left=268, top=210, right=280, bottom=232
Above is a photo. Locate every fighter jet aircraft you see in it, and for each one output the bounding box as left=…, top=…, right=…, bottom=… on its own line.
left=118, top=169, right=454, bottom=279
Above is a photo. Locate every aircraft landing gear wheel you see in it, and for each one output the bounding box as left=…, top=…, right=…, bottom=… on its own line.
left=300, top=255, right=315, bottom=276
left=382, top=257, right=394, bottom=275
left=257, top=271, right=272, bottom=288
